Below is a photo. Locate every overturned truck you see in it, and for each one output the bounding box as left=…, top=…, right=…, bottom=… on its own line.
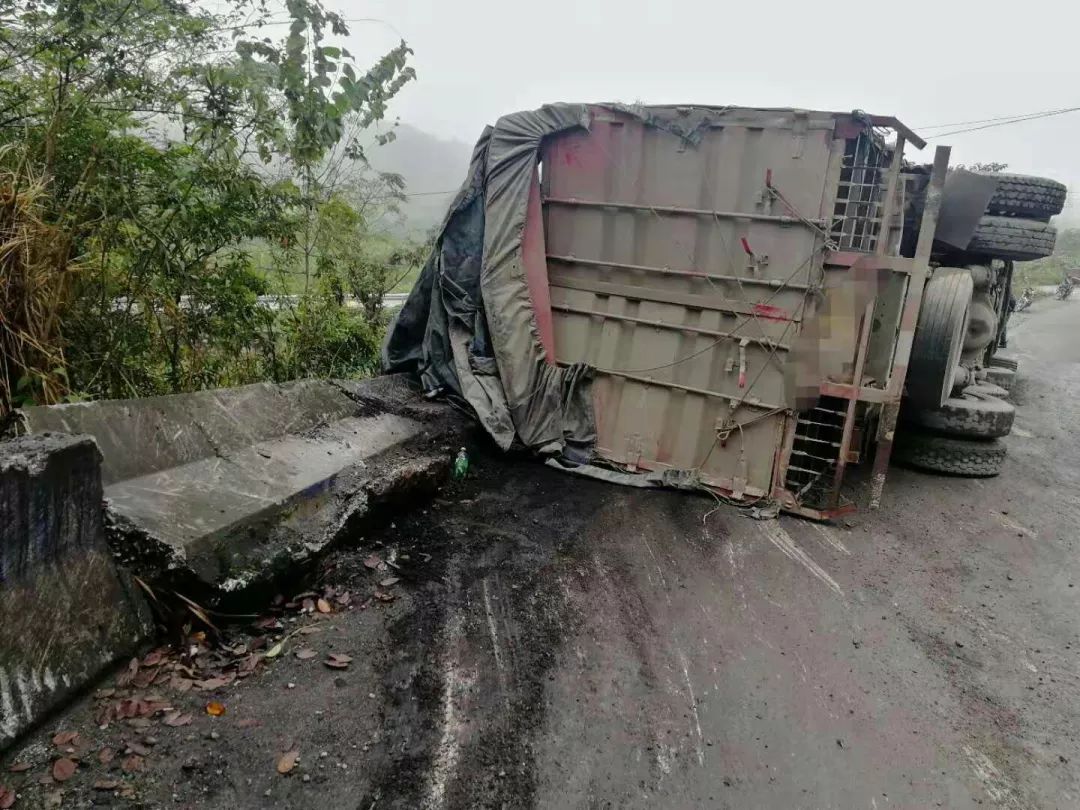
left=385, top=104, right=1063, bottom=519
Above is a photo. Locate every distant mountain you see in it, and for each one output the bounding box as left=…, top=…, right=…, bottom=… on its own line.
left=364, top=124, right=476, bottom=238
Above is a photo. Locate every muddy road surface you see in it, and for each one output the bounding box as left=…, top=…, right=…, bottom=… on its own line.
left=4, top=299, right=1080, bottom=809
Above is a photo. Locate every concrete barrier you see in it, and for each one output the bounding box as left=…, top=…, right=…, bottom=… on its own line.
left=18, top=375, right=471, bottom=594
left=0, top=434, right=153, bottom=749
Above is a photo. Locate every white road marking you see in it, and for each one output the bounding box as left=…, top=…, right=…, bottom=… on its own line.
left=425, top=563, right=475, bottom=810
left=962, top=745, right=1022, bottom=807
left=481, top=578, right=509, bottom=699
left=641, top=534, right=672, bottom=605
left=759, top=521, right=844, bottom=597
left=810, top=522, right=851, bottom=555
left=677, top=650, right=706, bottom=766
left=997, top=514, right=1036, bottom=538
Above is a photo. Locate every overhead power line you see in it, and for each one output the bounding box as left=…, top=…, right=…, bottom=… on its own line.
left=925, top=106, right=1080, bottom=140
left=916, top=106, right=1079, bottom=130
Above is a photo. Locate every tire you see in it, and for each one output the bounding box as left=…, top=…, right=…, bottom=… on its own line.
left=987, top=355, right=1019, bottom=372
left=967, top=216, right=1056, bottom=261
left=905, top=392, right=1015, bottom=439
left=983, top=366, right=1016, bottom=392
left=978, top=172, right=1066, bottom=220
left=893, top=429, right=1006, bottom=477
left=907, top=268, right=973, bottom=409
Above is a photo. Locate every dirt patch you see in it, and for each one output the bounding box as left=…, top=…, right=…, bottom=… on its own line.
left=0, top=450, right=608, bottom=809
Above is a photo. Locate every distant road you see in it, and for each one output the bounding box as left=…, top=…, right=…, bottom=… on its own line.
left=116, top=292, right=411, bottom=313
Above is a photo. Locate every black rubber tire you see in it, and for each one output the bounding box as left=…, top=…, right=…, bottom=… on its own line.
left=967, top=216, right=1056, bottom=261
left=978, top=172, right=1067, bottom=220
left=907, top=268, right=973, bottom=409
left=893, top=430, right=1006, bottom=477
left=987, top=355, right=1019, bottom=372
left=983, top=366, right=1016, bottom=392
left=906, top=392, right=1015, bottom=439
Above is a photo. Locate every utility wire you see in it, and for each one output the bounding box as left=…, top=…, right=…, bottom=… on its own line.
left=916, top=105, right=1079, bottom=130
left=925, top=107, right=1080, bottom=139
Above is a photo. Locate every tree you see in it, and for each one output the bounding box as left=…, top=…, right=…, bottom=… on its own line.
left=0, top=0, right=419, bottom=415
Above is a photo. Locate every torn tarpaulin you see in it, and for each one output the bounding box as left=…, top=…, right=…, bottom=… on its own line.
left=382, top=103, right=595, bottom=454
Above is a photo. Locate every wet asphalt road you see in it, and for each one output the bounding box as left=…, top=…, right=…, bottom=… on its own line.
left=412, top=297, right=1080, bottom=809
left=5, top=299, right=1080, bottom=809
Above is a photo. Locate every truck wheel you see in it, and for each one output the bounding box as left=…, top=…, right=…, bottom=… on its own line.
left=978, top=172, right=1067, bottom=220
left=983, top=366, right=1016, bottom=392
left=892, top=429, right=1006, bottom=477
left=905, top=392, right=1015, bottom=438
left=907, top=268, right=973, bottom=409
left=968, top=216, right=1056, bottom=261
left=987, top=355, right=1019, bottom=372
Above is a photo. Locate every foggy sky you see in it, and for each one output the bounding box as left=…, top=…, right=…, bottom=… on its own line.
left=326, top=0, right=1080, bottom=222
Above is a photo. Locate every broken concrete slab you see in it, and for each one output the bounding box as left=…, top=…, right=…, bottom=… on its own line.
left=0, top=434, right=153, bottom=750
left=18, top=375, right=472, bottom=594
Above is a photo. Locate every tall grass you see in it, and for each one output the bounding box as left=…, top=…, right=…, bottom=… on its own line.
left=0, top=147, right=77, bottom=419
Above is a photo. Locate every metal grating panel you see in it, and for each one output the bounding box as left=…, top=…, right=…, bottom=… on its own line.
left=829, top=131, right=891, bottom=253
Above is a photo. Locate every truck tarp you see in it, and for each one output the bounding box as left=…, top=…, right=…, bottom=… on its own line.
left=382, top=103, right=596, bottom=455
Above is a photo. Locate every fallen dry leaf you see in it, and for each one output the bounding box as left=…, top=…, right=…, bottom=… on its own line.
left=51, top=758, right=76, bottom=782
left=51, top=731, right=78, bottom=747
left=379, top=576, right=400, bottom=588
left=276, top=750, right=299, bottom=775
left=205, top=701, right=226, bottom=717
left=297, top=625, right=323, bottom=635
left=96, top=688, right=116, bottom=699
left=142, top=650, right=165, bottom=667
left=194, top=677, right=229, bottom=690
left=163, top=712, right=193, bottom=728
left=132, top=669, right=156, bottom=689
left=337, top=591, right=352, bottom=606
left=120, top=755, right=144, bottom=774
left=264, top=642, right=284, bottom=659
left=116, top=657, right=139, bottom=687
left=171, top=677, right=194, bottom=693
left=98, top=747, right=115, bottom=766
left=238, top=653, right=261, bottom=673
left=316, top=598, right=332, bottom=614
left=323, top=653, right=353, bottom=670
left=374, top=589, right=395, bottom=602
left=235, top=718, right=262, bottom=729
left=295, top=648, right=317, bottom=661
left=0, top=786, right=14, bottom=809
left=125, top=742, right=151, bottom=757
left=363, top=554, right=381, bottom=570
left=93, top=779, right=121, bottom=790
left=8, top=762, right=31, bottom=773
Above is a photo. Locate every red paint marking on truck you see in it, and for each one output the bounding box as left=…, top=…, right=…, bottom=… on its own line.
left=752, top=303, right=791, bottom=322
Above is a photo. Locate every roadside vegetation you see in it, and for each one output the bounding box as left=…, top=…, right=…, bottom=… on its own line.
left=1014, top=228, right=1080, bottom=289
left=0, top=0, right=429, bottom=418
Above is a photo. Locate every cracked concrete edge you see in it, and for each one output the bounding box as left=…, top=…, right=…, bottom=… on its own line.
left=0, top=434, right=154, bottom=752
